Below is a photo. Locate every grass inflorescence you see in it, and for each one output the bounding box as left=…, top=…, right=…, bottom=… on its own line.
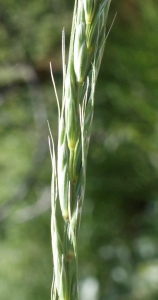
left=49, top=1, right=111, bottom=299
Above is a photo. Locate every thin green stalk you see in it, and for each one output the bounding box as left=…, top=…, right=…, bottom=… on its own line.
left=49, top=1, right=111, bottom=299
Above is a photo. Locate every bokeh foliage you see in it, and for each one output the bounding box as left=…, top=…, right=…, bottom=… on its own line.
left=0, top=0, right=158, bottom=299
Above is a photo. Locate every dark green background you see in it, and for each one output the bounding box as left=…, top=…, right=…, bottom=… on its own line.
left=1, top=0, right=158, bottom=299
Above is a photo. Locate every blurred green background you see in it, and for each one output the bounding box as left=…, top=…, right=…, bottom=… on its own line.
left=1, top=0, right=158, bottom=299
